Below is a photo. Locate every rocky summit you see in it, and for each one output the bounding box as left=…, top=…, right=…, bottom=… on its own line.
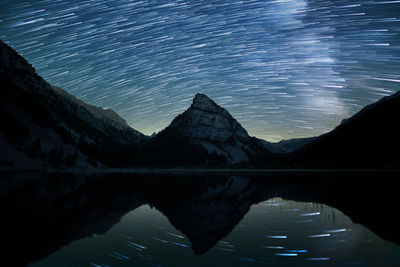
left=155, top=93, right=269, bottom=164
left=167, top=93, right=249, bottom=142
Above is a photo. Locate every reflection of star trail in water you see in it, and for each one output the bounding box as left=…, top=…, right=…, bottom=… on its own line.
left=32, top=199, right=399, bottom=266
left=1, top=0, right=399, bottom=141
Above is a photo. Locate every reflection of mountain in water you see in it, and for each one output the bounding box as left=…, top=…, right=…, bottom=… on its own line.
left=0, top=171, right=399, bottom=266
left=154, top=177, right=254, bottom=254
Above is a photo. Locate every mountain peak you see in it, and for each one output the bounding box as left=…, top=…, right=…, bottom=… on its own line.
left=163, top=93, right=250, bottom=144
left=157, top=93, right=255, bottom=163
left=191, top=93, right=220, bottom=112
left=193, top=93, right=210, bottom=102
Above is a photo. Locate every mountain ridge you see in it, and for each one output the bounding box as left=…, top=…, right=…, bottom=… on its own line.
left=1, top=39, right=399, bottom=169
left=0, top=40, right=146, bottom=169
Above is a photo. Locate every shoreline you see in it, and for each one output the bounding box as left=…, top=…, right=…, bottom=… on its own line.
left=1, top=167, right=399, bottom=175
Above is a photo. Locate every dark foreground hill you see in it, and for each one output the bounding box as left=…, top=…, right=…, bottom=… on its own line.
left=0, top=40, right=147, bottom=169
left=292, top=91, right=400, bottom=168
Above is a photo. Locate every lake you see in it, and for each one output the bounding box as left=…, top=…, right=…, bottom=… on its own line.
left=1, top=171, right=399, bottom=266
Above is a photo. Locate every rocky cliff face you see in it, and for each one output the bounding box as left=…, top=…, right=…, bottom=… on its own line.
left=168, top=93, right=249, bottom=142
left=157, top=93, right=267, bottom=164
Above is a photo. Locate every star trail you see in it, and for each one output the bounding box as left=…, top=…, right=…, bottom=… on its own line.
left=1, top=0, right=399, bottom=141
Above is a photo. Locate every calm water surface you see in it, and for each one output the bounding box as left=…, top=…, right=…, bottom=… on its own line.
left=32, top=198, right=400, bottom=267
left=1, top=171, right=399, bottom=266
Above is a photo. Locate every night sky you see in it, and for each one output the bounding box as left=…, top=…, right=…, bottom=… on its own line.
left=1, top=0, right=399, bottom=141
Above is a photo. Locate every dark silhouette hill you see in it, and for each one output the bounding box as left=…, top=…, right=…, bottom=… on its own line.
left=292, top=91, right=400, bottom=168
left=0, top=40, right=147, bottom=169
